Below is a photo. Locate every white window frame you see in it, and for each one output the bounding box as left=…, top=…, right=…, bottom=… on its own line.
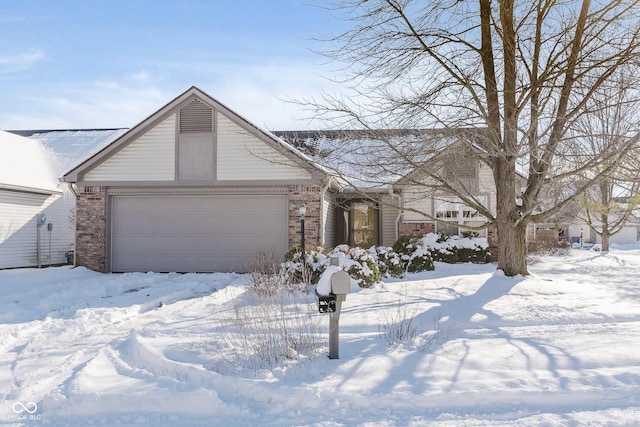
left=434, top=195, right=489, bottom=236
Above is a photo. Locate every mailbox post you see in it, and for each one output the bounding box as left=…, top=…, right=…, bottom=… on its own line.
left=328, top=270, right=350, bottom=359
left=316, top=257, right=351, bottom=359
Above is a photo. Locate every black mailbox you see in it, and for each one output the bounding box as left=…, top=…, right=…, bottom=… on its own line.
left=318, top=294, right=337, bottom=313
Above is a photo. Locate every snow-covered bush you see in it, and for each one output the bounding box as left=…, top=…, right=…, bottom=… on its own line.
left=283, top=244, right=381, bottom=288
left=420, top=233, right=492, bottom=264
left=283, top=245, right=328, bottom=285
left=392, top=235, right=436, bottom=273
left=282, top=233, right=490, bottom=288
left=330, top=245, right=380, bottom=288
left=372, top=246, right=404, bottom=278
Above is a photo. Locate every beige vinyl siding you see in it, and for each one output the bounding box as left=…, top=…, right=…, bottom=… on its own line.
left=323, top=192, right=336, bottom=248
left=216, top=114, right=312, bottom=181
left=402, top=185, right=434, bottom=222
left=478, top=163, right=496, bottom=215
left=0, top=190, right=75, bottom=269
left=85, top=115, right=176, bottom=181
left=403, top=161, right=496, bottom=222
left=380, top=194, right=399, bottom=247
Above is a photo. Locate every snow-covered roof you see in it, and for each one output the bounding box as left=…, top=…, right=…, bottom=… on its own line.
left=0, top=130, right=61, bottom=193
left=274, top=128, right=486, bottom=190
left=17, top=129, right=127, bottom=175
left=6, top=123, right=489, bottom=193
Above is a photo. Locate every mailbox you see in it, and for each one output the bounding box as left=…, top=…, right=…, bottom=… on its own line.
left=318, top=294, right=336, bottom=313
left=315, top=267, right=352, bottom=359
left=331, top=270, right=351, bottom=295
left=317, top=269, right=350, bottom=314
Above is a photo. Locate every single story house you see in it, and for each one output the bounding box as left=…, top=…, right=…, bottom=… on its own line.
left=0, top=130, right=75, bottom=268
left=62, top=86, right=340, bottom=273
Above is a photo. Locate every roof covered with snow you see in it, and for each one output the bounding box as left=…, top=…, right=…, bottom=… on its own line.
left=0, top=130, right=61, bottom=193
left=15, top=128, right=127, bottom=175
left=274, top=128, right=487, bottom=189
left=4, top=125, right=488, bottom=192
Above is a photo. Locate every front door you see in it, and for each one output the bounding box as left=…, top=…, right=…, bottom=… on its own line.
left=351, top=202, right=378, bottom=248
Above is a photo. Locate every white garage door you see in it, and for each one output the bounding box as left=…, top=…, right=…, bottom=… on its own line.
left=110, top=194, right=288, bottom=272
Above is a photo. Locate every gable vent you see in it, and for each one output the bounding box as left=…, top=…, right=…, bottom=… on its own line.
left=180, top=99, right=213, bottom=133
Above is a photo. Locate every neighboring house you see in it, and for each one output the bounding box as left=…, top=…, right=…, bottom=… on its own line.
left=275, top=130, right=522, bottom=253
left=0, top=131, right=75, bottom=268
left=62, top=86, right=339, bottom=273
left=536, top=221, right=640, bottom=247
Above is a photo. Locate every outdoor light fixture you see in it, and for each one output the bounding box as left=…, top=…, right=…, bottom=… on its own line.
left=300, top=202, right=307, bottom=267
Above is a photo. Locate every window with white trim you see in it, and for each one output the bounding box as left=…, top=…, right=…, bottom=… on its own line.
left=434, top=195, right=488, bottom=236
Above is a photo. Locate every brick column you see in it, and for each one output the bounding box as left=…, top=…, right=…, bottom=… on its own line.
left=288, top=185, right=321, bottom=249
left=76, top=186, right=107, bottom=272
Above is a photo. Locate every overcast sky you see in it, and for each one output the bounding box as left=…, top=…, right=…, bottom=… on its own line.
left=0, top=1, right=348, bottom=131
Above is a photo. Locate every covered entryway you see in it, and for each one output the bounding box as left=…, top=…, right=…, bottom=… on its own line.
left=109, top=193, right=288, bottom=272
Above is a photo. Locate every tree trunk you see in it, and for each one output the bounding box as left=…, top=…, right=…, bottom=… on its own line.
left=494, top=156, right=529, bottom=276
left=602, top=228, right=610, bottom=252
left=496, top=220, right=528, bottom=276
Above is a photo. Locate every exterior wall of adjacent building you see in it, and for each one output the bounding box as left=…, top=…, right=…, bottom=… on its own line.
left=0, top=188, right=75, bottom=269
left=399, top=160, right=496, bottom=239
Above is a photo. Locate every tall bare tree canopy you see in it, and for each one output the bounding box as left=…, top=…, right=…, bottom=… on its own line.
left=311, top=0, right=640, bottom=276
left=574, top=75, right=640, bottom=251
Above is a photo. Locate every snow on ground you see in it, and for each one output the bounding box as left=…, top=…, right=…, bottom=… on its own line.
left=1, top=248, right=640, bottom=426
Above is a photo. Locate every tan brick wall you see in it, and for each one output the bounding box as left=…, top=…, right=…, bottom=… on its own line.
left=76, top=186, right=107, bottom=272
left=288, top=185, right=322, bottom=249
left=398, top=222, right=435, bottom=238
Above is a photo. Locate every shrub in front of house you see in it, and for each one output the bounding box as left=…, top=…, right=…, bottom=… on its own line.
left=391, top=235, right=435, bottom=273
left=420, top=233, right=492, bottom=264
left=371, top=246, right=404, bottom=278
left=283, top=244, right=381, bottom=288
left=331, top=245, right=381, bottom=288
left=283, top=245, right=328, bottom=284
left=282, top=233, right=491, bottom=288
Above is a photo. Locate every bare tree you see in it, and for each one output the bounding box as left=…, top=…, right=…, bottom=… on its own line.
left=572, top=76, right=640, bottom=251
left=306, top=0, right=640, bottom=275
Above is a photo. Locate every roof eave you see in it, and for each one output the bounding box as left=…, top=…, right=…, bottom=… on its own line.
left=0, top=183, right=61, bottom=196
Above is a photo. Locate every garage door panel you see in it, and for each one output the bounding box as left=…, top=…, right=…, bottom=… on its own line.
left=110, top=195, right=288, bottom=272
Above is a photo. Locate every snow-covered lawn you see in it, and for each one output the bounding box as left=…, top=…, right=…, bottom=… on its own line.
left=1, top=248, right=640, bottom=426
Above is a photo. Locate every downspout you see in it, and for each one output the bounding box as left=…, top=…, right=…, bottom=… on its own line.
left=62, top=180, right=78, bottom=266
left=319, top=179, right=332, bottom=247
left=389, top=185, right=402, bottom=244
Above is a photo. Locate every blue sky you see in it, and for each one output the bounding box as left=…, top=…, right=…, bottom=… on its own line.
left=0, top=1, right=347, bottom=131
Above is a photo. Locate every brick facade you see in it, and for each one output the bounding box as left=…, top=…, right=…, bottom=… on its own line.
left=76, top=186, right=108, bottom=272
left=288, top=184, right=322, bottom=249
left=398, top=222, right=435, bottom=238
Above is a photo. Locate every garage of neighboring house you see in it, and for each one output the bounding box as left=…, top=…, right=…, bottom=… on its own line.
left=63, top=87, right=336, bottom=273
